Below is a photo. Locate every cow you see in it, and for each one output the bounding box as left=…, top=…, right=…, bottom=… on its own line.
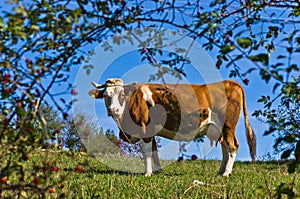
left=89, top=78, right=256, bottom=176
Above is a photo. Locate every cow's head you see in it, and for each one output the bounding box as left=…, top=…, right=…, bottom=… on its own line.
left=89, top=78, right=126, bottom=119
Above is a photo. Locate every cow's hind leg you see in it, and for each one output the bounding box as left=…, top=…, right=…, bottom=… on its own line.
left=218, top=134, right=238, bottom=176
left=152, top=137, right=162, bottom=173
left=218, top=101, right=240, bottom=176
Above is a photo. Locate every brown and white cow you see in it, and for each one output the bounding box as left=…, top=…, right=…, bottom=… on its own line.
left=89, top=78, right=256, bottom=176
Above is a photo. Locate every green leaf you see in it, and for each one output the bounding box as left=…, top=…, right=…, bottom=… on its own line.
left=249, top=53, right=269, bottom=66
left=220, top=45, right=235, bottom=54
left=277, top=55, right=286, bottom=59
left=281, top=149, right=293, bottom=159
left=0, top=17, right=4, bottom=29
left=272, top=83, right=280, bottom=93
left=237, top=37, right=252, bottom=49
left=286, top=47, right=293, bottom=54
left=268, top=26, right=279, bottom=32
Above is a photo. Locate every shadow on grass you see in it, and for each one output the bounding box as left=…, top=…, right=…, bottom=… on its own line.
left=62, top=167, right=183, bottom=176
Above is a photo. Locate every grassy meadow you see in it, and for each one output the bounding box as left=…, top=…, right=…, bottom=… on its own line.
left=1, top=150, right=299, bottom=198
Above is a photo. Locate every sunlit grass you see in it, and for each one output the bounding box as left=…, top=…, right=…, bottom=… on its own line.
left=2, top=150, right=299, bottom=198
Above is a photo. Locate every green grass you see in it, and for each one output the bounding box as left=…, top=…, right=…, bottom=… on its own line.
left=2, top=150, right=299, bottom=198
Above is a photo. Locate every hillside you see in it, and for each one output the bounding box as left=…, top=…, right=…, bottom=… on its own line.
left=1, top=150, right=299, bottom=198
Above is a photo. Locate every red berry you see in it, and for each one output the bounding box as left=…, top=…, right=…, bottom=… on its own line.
left=24, top=154, right=30, bottom=160
left=1, top=177, right=7, bottom=184
left=49, top=188, right=55, bottom=193
left=243, top=78, right=249, bottom=85
left=4, top=88, right=14, bottom=93
left=116, top=140, right=122, bottom=147
left=4, top=73, right=11, bottom=79
left=17, top=102, right=22, bottom=108
left=77, top=165, right=83, bottom=172
left=45, top=161, right=51, bottom=166
left=3, top=118, right=9, bottom=124
left=63, top=113, right=68, bottom=120
left=32, top=178, right=40, bottom=185
left=141, top=48, right=147, bottom=54
left=191, top=154, right=197, bottom=160
left=38, top=71, right=43, bottom=77
left=53, top=166, right=58, bottom=171
left=221, top=13, right=226, bottom=17
left=71, top=88, right=78, bottom=95
left=56, top=129, right=61, bottom=133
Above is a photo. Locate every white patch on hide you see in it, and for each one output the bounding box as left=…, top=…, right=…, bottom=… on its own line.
left=198, top=108, right=222, bottom=147
left=140, top=85, right=155, bottom=107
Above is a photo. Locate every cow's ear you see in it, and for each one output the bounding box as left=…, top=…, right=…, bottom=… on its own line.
left=89, top=89, right=104, bottom=99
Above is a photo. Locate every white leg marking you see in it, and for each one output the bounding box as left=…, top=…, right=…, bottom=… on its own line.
left=219, top=142, right=236, bottom=176
left=142, top=139, right=153, bottom=176
left=224, top=152, right=236, bottom=176
left=219, top=145, right=228, bottom=175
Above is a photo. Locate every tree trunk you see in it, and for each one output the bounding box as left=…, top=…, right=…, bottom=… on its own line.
left=295, top=141, right=300, bottom=161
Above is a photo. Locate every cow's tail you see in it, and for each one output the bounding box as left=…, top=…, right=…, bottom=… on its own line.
left=242, top=88, right=256, bottom=163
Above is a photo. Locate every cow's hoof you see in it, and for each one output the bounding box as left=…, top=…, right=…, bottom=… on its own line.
left=218, top=172, right=231, bottom=177
left=144, top=172, right=152, bottom=177
left=154, top=169, right=163, bottom=174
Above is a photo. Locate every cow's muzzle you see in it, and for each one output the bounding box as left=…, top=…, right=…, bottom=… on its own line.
left=107, top=107, right=119, bottom=117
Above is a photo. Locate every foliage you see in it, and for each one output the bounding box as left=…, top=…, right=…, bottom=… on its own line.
left=254, top=77, right=300, bottom=160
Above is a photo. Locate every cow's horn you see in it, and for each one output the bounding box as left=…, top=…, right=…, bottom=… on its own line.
left=91, top=81, right=104, bottom=89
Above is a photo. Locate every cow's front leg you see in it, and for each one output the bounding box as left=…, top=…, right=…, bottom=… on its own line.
left=142, top=137, right=153, bottom=176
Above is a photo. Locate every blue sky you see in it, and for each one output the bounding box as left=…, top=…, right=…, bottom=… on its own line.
left=72, top=28, right=276, bottom=161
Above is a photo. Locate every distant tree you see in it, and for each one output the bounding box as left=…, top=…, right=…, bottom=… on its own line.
left=63, top=117, right=86, bottom=152
left=73, top=113, right=144, bottom=157
left=39, top=104, right=64, bottom=148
